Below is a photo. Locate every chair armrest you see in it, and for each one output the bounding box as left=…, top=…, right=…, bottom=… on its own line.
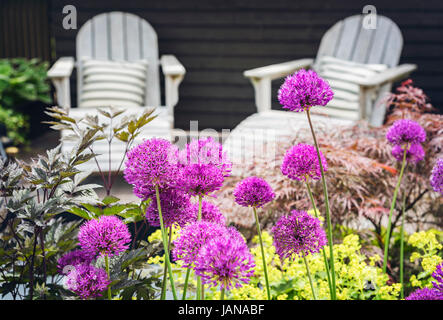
left=47, top=57, right=75, bottom=109
left=160, top=55, right=186, bottom=77
left=356, top=64, right=417, bottom=88
left=244, top=58, right=313, bottom=80
left=243, top=58, right=313, bottom=113
left=47, top=57, right=75, bottom=79
left=160, top=55, right=186, bottom=117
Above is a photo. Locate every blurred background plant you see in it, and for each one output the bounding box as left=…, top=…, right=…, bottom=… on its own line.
left=0, top=107, right=164, bottom=300
left=0, top=58, right=51, bottom=146
left=215, top=80, right=442, bottom=285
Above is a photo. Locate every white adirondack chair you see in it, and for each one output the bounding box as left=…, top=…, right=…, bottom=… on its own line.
left=47, top=12, right=185, bottom=172
left=224, top=14, right=417, bottom=168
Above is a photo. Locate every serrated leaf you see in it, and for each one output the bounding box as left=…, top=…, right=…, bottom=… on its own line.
left=128, top=121, right=136, bottom=134
left=103, top=205, right=127, bottom=216
left=102, top=195, right=120, bottom=205
left=81, top=203, right=102, bottom=216
left=67, top=207, right=96, bottom=220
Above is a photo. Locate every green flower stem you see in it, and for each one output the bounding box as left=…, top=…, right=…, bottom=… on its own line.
left=160, top=226, right=173, bottom=300
left=155, top=185, right=178, bottom=300
left=105, top=255, right=111, bottom=300
left=182, top=193, right=204, bottom=300
left=253, top=207, right=271, bottom=300
left=182, top=268, right=191, bottom=300
left=305, top=181, right=333, bottom=300
left=400, top=192, right=407, bottom=299
left=196, top=194, right=203, bottom=300
left=303, top=255, right=317, bottom=300
left=220, top=288, right=225, bottom=300
left=382, top=148, right=408, bottom=273
left=306, top=109, right=336, bottom=300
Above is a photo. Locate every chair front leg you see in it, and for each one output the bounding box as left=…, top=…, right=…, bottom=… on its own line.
left=358, top=85, right=379, bottom=122
left=164, top=74, right=185, bottom=119
left=51, top=77, right=71, bottom=110
left=249, top=77, right=272, bottom=113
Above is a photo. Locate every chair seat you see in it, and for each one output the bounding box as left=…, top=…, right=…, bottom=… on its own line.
left=223, top=110, right=352, bottom=175
left=61, top=106, right=173, bottom=172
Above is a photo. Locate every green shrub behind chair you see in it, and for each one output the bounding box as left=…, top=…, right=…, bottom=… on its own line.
left=0, top=58, right=52, bottom=145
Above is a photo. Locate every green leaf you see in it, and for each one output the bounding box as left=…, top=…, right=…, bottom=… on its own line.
left=115, top=131, right=129, bottom=142
left=67, top=206, right=96, bottom=220
left=103, top=205, right=127, bottom=216
left=81, top=203, right=102, bottom=216
left=102, top=195, right=120, bottom=205
left=128, top=121, right=136, bottom=134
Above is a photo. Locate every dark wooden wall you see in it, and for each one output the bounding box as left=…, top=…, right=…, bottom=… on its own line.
left=48, top=0, right=443, bottom=130
left=0, top=0, right=51, bottom=61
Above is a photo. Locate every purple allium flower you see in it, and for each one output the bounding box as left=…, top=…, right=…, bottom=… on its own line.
left=194, top=228, right=255, bottom=291
left=186, top=200, right=226, bottom=225
left=430, top=159, right=443, bottom=195
left=432, top=262, right=443, bottom=292
left=391, top=143, right=425, bottom=164
left=57, top=250, right=93, bottom=274
left=124, top=138, right=179, bottom=199
left=272, top=210, right=327, bottom=261
left=405, top=287, right=443, bottom=300
left=278, top=69, right=334, bottom=112
left=179, top=163, right=225, bottom=196
left=177, top=137, right=232, bottom=197
left=180, top=137, right=232, bottom=176
left=145, top=188, right=191, bottom=228
left=65, top=264, right=110, bottom=300
left=78, top=215, right=131, bottom=258
left=281, top=143, right=328, bottom=181
left=386, top=119, right=426, bottom=146
left=233, top=176, right=275, bottom=208
left=172, top=221, right=228, bottom=268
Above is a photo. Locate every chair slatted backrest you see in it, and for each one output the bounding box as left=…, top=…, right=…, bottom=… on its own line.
left=311, top=15, right=403, bottom=123
left=316, top=15, right=403, bottom=67
left=76, top=12, right=160, bottom=107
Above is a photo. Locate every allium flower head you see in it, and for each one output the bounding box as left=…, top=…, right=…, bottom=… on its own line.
left=179, top=163, right=225, bottom=196
left=430, top=159, right=443, bottom=195
left=432, top=262, right=443, bottom=291
left=281, top=143, right=328, bottom=181
left=178, top=137, right=232, bottom=196
left=405, top=287, right=443, bottom=300
left=180, top=136, right=232, bottom=176
left=172, top=221, right=228, bottom=268
left=145, top=188, right=191, bottom=228
left=57, top=250, right=93, bottom=274
left=78, top=215, right=131, bottom=258
left=194, top=228, right=255, bottom=291
left=124, top=138, right=179, bottom=199
left=186, top=200, right=226, bottom=225
left=391, top=143, right=425, bottom=164
left=278, top=69, right=334, bottom=112
left=272, top=210, right=327, bottom=261
left=233, top=176, right=275, bottom=208
left=386, top=119, right=426, bottom=146
left=65, top=264, right=110, bottom=300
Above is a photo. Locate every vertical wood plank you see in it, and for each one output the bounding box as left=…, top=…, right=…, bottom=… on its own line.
left=76, top=20, right=93, bottom=59
left=109, top=12, right=125, bottom=60
left=315, top=20, right=343, bottom=63
left=92, top=13, right=109, bottom=60
left=125, top=13, right=142, bottom=61
left=351, top=25, right=375, bottom=63
left=366, top=17, right=392, bottom=65
left=382, top=24, right=403, bottom=67
left=335, top=16, right=362, bottom=61
left=140, top=19, right=160, bottom=106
